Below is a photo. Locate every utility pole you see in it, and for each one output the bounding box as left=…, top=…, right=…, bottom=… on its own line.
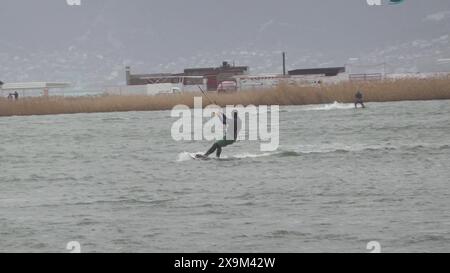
left=282, top=52, right=286, bottom=76
left=125, top=66, right=131, bottom=85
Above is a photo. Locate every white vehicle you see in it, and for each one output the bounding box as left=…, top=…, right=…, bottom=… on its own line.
left=156, top=87, right=181, bottom=95
left=0, top=82, right=70, bottom=97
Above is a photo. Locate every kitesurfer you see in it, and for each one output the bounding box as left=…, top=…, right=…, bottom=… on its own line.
left=355, top=90, right=365, bottom=108
left=200, top=110, right=241, bottom=158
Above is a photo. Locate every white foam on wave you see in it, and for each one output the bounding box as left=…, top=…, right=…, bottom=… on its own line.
left=176, top=151, right=276, bottom=161
left=176, top=151, right=229, bottom=162
left=302, top=101, right=355, bottom=111
left=232, top=152, right=275, bottom=159
left=176, top=152, right=197, bottom=162
left=178, top=142, right=450, bottom=162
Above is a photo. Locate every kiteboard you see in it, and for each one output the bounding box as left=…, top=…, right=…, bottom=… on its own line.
left=189, top=153, right=210, bottom=160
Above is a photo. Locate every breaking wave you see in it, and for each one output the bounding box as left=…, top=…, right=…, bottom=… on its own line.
left=177, top=144, right=450, bottom=161
left=177, top=152, right=276, bottom=162
left=177, top=152, right=200, bottom=162
left=296, top=101, right=356, bottom=111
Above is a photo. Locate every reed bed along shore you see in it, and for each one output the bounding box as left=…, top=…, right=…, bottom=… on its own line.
left=1, top=77, right=449, bottom=117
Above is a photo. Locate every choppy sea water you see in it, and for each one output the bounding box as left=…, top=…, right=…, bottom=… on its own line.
left=0, top=100, right=449, bottom=253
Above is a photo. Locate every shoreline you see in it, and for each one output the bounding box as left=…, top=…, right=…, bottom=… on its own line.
left=1, top=77, right=449, bottom=117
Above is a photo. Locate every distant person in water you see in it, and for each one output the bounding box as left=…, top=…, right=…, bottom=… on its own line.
left=13, top=91, right=19, bottom=100
left=355, top=90, right=365, bottom=109
left=199, top=110, right=242, bottom=158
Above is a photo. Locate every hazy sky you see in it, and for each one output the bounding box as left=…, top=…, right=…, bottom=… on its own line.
left=0, top=0, right=449, bottom=85
left=1, top=0, right=449, bottom=53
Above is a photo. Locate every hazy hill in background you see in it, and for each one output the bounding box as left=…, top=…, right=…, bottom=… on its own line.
left=0, top=0, right=449, bottom=89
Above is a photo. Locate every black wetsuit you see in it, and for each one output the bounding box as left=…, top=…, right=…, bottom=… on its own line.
left=355, top=91, right=365, bottom=108
left=204, top=113, right=241, bottom=158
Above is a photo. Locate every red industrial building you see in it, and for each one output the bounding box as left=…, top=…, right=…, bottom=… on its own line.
left=126, top=61, right=249, bottom=91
